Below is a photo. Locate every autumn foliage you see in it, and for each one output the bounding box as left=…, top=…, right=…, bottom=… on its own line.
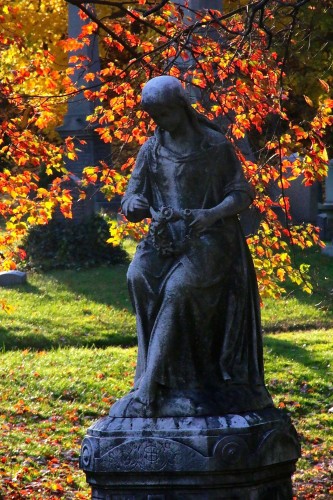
left=0, top=0, right=74, bottom=287
left=0, top=0, right=333, bottom=301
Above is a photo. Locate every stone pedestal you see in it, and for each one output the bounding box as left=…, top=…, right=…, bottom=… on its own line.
left=80, top=407, right=300, bottom=499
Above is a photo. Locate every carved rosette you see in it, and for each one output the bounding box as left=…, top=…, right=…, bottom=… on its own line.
left=80, top=438, right=94, bottom=470
left=214, top=436, right=250, bottom=465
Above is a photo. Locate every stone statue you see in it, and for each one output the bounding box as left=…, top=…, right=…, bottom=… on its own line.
left=110, top=75, right=273, bottom=418
left=81, top=76, right=300, bottom=499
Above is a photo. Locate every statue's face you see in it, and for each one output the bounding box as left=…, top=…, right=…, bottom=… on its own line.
left=144, top=103, right=186, bottom=133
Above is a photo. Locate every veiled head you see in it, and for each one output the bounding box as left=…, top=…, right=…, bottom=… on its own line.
left=141, top=76, right=220, bottom=135
left=141, top=76, right=190, bottom=110
left=141, top=76, right=196, bottom=133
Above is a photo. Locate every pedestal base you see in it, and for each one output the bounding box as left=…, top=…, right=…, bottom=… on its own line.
left=80, top=408, right=300, bottom=499
left=91, top=479, right=293, bottom=499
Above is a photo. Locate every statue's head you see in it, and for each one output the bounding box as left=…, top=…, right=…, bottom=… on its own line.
left=141, top=76, right=193, bottom=132
left=141, top=76, right=190, bottom=109
left=140, top=75, right=220, bottom=135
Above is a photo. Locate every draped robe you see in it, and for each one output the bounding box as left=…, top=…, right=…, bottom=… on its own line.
left=110, top=127, right=273, bottom=417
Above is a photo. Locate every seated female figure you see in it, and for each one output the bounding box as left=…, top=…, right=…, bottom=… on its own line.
left=110, top=76, right=273, bottom=418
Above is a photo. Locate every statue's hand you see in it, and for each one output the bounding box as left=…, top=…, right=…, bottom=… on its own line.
left=123, top=195, right=150, bottom=222
left=189, top=208, right=220, bottom=233
left=128, top=195, right=150, bottom=212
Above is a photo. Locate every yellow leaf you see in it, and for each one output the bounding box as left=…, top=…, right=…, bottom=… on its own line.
left=280, top=252, right=289, bottom=263
left=319, top=79, right=329, bottom=93
left=321, top=147, right=328, bottom=162
left=0, top=300, right=14, bottom=314
left=277, top=268, right=286, bottom=281
left=304, top=95, right=313, bottom=107
left=303, top=284, right=313, bottom=294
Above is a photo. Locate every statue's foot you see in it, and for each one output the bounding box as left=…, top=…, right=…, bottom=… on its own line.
left=134, top=378, right=156, bottom=407
left=109, top=387, right=157, bottom=418
left=128, top=375, right=143, bottom=393
left=125, top=396, right=156, bottom=417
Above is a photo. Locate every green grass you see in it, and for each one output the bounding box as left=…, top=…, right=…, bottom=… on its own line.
left=264, top=330, right=333, bottom=499
left=0, top=244, right=332, bottom=498
left=0, top=346, right=137, bottom=499
left=262, top=246, right=333, bottom=332
left=0, top=332, right=332, bottom=498
left=0, top=265, right=136, bottom=350
left=0, top=246, right=332, bottom=352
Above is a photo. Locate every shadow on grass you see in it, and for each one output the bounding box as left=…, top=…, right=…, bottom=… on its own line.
left=0, top=264, right=138, bottom=351
left=263, top=317, right=333, bottom=334
left=44, top=264, right=133, bottom=311
left=46, top=247, right=333, bottom=320
left=262, top=247, right=333, bottom=332
left=264, top=336, right=329, bottom=374
left=2, top=282, right=41, bottom=294
left=0, top=326, right=137, bottom=351
left=288, top=248, right=333, bottom=302
left=4, top=247, right=331, bottom=351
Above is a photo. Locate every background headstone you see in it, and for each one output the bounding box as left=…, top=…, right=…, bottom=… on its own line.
left=318, top=160, right=333, bottom=240
left=57, top=3, right=113, bottom=222
left=0, top=271, right=27, bottom=286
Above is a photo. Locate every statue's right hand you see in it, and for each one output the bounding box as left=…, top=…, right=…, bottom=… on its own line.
left=128, top=195, right=150, bottom=212
left=123, top=195, right=150, bottom=222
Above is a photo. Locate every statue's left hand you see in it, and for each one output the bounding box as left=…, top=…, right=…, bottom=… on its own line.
left=189, top=209, right=220, bottom=233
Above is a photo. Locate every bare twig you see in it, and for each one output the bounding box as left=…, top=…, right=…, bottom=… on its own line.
left=143, top=0, right=170, bottom=17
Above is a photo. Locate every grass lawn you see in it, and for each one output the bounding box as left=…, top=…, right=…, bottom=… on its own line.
left=265, top=330, right=333, bottom=499
left=0, top=244, right=332, bottom=498
left=0, top=265, right=136, bottom=350
left=261, top=246, right=333, bottom=332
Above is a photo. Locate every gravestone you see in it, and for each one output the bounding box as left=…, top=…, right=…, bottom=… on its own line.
left=57, top=3, right=112, bottom=222
left=324, top=160, right=333, bottom=205
left=287, top=176, right=319, bottom=225
left=319, top=160, right=333, bottom=240
left=0, top=271, right=27, bottom=286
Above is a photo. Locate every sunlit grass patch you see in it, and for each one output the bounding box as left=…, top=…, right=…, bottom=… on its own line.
left=0, top=247, right=332, bottom=498
left=0, top=246, right=332, bottom=354
left=0, top=267, right=136, bottom=350
left=264, top=330, right=333, bottom=499
left=0, top=346, right=136, bottom=499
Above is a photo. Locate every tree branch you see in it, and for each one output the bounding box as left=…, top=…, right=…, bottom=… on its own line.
left=65, top=0, right=141, bottom=58
left=143, top=0, right=170, bottom=17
